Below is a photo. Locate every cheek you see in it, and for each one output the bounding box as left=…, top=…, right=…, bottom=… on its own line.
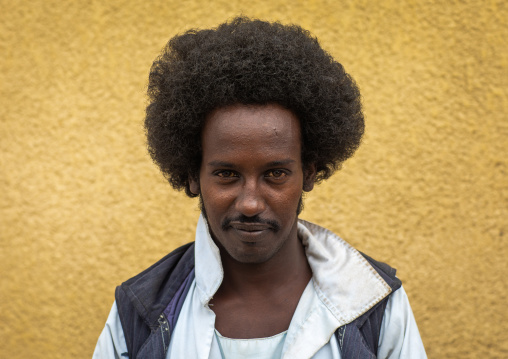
left=272, top=187, right=302, bottom=215
left=201, top=187, right=233, bottom=215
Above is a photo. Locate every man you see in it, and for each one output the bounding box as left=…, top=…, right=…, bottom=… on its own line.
left=94, top=17, right=426, bottom=358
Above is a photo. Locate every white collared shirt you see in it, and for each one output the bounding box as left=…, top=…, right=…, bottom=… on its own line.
left=94, top=216, right=427, bottom=358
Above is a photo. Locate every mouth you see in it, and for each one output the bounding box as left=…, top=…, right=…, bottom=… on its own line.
left=229, top=222, right=272, bottom=233
left=221, top=216, right=281, bottom=235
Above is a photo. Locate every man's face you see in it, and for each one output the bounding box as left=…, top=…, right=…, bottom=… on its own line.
left=190, top=103, right=315, bottom=264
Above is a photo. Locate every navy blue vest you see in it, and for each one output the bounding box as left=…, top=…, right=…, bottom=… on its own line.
left=115, top=243, right=401, bottom=359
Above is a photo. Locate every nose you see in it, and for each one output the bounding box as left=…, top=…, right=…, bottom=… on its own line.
left=234, top=179, right=266, bottom=217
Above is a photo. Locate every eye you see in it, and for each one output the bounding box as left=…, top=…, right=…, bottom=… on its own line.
left=266, top=169, right=288, bottom=179
left=215, top=170, right=238, bottom=178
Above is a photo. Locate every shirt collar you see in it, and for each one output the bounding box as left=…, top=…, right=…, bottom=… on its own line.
left=194, top=214, right=392, bottom=324
left=298, top=219, right=392, bottom=326
left=194, top=214, right=224, bottom=305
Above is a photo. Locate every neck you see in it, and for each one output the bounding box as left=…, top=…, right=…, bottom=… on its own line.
left=217, top=225, right=312, bottom=297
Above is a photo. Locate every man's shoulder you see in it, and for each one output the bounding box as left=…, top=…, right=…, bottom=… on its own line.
left=122, top=242, right=195, bottom=287
left=298, top=218, right=402, bottom=293
left=115, top=242, right=195, bottom=327
left=359, top=252, right=402, bottom=291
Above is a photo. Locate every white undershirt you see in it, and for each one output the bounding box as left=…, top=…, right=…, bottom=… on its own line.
left=215, top=329, right=287, bottom=359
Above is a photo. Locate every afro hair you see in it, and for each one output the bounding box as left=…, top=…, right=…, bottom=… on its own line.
left=145, top=16, right=364, bottom=197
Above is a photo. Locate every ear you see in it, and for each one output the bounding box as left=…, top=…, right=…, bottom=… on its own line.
left=188, top=175, right=200, bottom=195
left=303, top=164, right=317, bottom=192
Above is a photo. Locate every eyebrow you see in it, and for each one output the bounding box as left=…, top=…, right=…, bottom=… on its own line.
left=207, top=159, right=296, bottom=167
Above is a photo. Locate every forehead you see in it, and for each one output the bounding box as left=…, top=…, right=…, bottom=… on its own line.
left=201, top=104, right=302, bottom=163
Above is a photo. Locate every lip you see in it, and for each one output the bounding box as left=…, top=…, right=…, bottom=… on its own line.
left=229, top=222, right=272, bottom=232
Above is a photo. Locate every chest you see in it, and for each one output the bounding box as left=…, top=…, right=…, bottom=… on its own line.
left=210, top=293, right=300, bottom=338
left=167, top=278, right=346, bottom=359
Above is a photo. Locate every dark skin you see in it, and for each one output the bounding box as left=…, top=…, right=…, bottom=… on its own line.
left=190, top=104, right=315, bottom=339
left=211, top=231, right=312, bottom=338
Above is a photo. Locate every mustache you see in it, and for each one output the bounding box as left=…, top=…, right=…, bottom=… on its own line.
left=221, top=215, right=281, bottom=232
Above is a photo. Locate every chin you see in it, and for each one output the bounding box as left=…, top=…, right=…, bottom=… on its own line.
left=228, top=251, right=274, bottom=264
left=224, top=241, right=285, bottom=265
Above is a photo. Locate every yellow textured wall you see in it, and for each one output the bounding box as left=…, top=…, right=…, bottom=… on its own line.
left=1, top=1, right=506, bottom=358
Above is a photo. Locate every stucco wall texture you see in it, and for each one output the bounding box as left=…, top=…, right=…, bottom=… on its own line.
left=1, top=0, right=506, bottom=358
